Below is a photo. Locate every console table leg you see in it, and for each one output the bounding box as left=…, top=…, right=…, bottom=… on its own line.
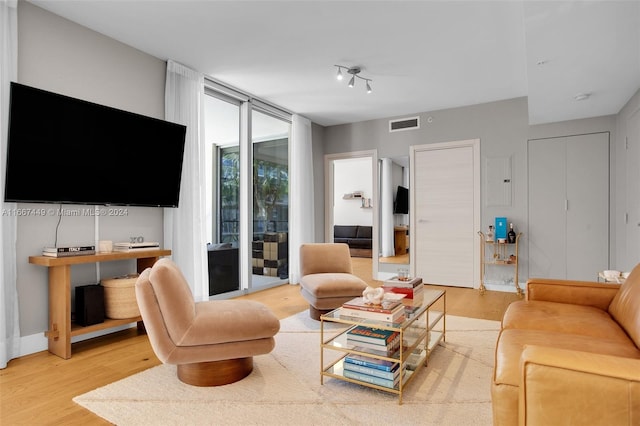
left=47, top=265, right=72, bottom=359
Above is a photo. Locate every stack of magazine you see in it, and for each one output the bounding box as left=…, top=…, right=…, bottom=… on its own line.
left=42, top=245, right=95, bottom=257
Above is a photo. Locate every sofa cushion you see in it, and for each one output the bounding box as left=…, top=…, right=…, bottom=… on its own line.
left=494, top=328, right=640, bottom=387
left=608, top=263, right=640, bottom=348
left=334, top=225, right=358, bottom=239
left=356, top=225, right=372, bottom=239
left=347, top=238, right=372, bottom=249
left=502, top=300, right=631, bottom=342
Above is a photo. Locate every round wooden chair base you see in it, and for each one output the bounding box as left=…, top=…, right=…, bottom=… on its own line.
left=309, top=305, right=332, bottom=321
left=177, top=357, right=253, bottom=386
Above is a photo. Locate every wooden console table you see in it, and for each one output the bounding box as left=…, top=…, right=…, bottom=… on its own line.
left=29, top=249, right=171, bottom=359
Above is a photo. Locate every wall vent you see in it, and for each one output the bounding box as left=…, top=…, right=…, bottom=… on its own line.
left=389, top=116, right=420, bottom=133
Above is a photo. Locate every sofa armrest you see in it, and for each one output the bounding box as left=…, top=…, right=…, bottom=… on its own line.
left=520, top=345, right=640, bottom=425
left=526, top=278, right=620, bottom=310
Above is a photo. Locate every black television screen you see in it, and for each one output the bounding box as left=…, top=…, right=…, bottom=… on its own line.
left=393, top=185, right=409, bottom=214
left=4, top=82, right=186, bottom=207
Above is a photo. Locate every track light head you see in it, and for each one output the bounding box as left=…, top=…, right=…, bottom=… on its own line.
left=348, top=76, right=355, bottom=88
left=336, top=67, right=343, bottom=81
left=366, top=80, right=372, bottom=93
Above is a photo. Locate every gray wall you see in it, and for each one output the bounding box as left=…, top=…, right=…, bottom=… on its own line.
left=614, top=88, right=640, bottom=271
left=322, top=96, right=632, bottom=282
left=16, top=2, right=166, bottom=337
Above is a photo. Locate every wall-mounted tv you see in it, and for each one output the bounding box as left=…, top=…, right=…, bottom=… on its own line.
left=393, top=185, right=409, bottom=214
left=4, top=82, right=187, bottom=207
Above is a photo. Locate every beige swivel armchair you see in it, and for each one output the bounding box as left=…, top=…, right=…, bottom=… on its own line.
left=135, top=258, right=280, bottom=386
left=299, top=243, right=368, bottom=320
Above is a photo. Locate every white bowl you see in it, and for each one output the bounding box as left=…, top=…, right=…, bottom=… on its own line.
left=603, top=270, right=621, bottom=279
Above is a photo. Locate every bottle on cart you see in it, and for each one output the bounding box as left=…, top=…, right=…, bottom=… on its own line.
left=486, top=225, right=495, bottom=242
left=508, top=223, right=516, bottom=244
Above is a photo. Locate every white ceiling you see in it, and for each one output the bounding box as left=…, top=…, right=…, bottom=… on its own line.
left=30, top=0, right=640, bottom=127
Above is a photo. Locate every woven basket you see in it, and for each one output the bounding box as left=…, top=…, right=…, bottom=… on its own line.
left=101, top=274, right=140, bottom=319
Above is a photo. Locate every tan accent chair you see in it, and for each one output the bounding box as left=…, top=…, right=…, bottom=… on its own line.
left=492, top=262, right=640, bottom=425
left=135, top=258, right=280, bottom=386
left=299, top=243, right=368, bottom=320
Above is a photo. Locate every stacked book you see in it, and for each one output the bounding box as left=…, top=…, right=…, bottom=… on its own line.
left=113, top=241, right=160, bottom=252
left=42, top=245, right=95, bottom=257
left=343, top=352, right=403, bottom=389
left=340, top=297, right=406, bottom=323
left=383, top=276, right=425, bottom=314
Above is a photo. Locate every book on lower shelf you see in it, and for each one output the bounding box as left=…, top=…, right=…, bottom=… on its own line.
left=347, top=331, right=401, bottom=353
left=344, top=353, right=398, bottom=372
left=346, top=326, right=400, bottom=346
left=342, top=365, right=402, bottom=389
left=343, top=357, right=401, bottom=381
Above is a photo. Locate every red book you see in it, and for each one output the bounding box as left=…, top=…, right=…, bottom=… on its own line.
left=383, top=283, right=424, bottom=299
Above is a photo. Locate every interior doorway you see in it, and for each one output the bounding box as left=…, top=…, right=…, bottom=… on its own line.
left=324, top=150, right=380, bottom=278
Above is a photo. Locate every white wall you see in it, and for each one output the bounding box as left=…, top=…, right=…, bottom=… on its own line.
left=333, top=157, right=373, bottom=226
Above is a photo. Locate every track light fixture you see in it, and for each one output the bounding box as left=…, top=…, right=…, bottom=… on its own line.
left=334, top=65, right=372, bottom=93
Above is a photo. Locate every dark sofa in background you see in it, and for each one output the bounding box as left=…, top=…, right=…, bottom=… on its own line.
left=333, top=225, right=372, bottom=258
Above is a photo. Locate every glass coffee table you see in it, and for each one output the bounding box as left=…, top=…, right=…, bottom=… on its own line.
left=320, top=289, right=446, bottom=404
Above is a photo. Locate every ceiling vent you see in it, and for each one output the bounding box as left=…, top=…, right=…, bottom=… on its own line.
left=389, top=116, right=420, bottom=133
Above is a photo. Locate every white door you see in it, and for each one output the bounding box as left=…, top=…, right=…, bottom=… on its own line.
left=528, top=133, right=609, bottom=281
left=627, top=109, right=640, bottom=270
left=410, top=140, right=480, bottom=288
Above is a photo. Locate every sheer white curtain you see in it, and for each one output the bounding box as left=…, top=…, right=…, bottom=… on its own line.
left=380, top=158, right=395, bottom=257
left=289, top=114, right=315, bottom=284
left=164, top=60, right=208, bottom=301
left=0, top=0, right=19, bottom=369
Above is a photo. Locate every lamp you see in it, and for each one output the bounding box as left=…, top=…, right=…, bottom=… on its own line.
left=334, top=65, right=372, bottom=93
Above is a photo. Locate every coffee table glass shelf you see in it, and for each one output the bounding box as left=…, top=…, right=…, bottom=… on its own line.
left=320, top=289, right=446, bottom=404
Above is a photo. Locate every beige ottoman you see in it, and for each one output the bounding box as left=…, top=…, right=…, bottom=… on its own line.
left=299, top=243, right=368, bottom=320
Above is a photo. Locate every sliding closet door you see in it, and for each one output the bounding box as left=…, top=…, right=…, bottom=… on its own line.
left=528, top=133, right=609, bottom=281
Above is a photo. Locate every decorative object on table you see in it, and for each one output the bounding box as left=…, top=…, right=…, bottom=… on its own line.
left=397, top=267, right=410, bottom=281
left=98, top=240, right=113, bottom=253
left=508, top=223, right=517, bottom=244
left=362, top=286, right=385, bottom=304
left=495, top=217, right=507, bottom=241
left=486, top=225, right=495, bottom=242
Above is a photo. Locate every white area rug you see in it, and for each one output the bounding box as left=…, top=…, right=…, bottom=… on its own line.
left=73, top=312, right=500, bottom=425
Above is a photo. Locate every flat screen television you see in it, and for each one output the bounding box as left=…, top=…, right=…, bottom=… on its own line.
left=4, top=82, right=187, bottom=207
left=393, top=185, right=409, bottom=214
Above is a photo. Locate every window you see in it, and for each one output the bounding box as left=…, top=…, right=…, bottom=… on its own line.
left=204, top=84, right=291, bottom=297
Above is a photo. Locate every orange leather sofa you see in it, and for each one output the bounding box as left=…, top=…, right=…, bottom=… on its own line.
left=492, top=263, right=640, bottom=425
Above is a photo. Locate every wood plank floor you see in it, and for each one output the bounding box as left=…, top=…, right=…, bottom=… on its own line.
left=0, top=258, right=520, bottom=425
